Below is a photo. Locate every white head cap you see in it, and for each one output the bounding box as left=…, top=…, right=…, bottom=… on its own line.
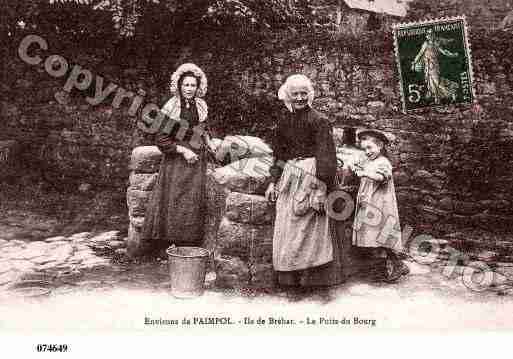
left=278, top=74, right=315, bottom=112
left=169, top=63, right=208, bottom=98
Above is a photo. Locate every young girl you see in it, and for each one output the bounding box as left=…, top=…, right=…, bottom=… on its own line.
left=351, top=129, right=408, bottom=282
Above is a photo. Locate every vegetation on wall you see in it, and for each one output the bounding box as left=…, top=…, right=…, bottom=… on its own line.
left=2, top=0, right=513, bottom=216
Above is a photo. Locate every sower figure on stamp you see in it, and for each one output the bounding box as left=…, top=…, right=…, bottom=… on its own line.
left=411, top=28, right=459, bottom=104
left=141, top=63, right=216, bottom=255
left=265, top=74, right=345, bottom=297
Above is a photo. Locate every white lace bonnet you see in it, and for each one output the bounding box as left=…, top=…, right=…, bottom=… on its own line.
left=169, top=63, right=208, bottom=98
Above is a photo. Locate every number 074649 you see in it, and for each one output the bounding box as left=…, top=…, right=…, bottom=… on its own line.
left=36, top=344, right=69, bottom=352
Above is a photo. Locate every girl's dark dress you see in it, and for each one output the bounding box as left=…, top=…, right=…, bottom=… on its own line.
left=141, top=100, right=207, bottom=249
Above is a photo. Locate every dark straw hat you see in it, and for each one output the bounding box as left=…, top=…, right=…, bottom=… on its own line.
left=357, top=129, right=390, bottom=145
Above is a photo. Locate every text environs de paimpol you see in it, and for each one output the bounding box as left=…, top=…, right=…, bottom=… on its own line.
left=144, top=317, right=234, bottom=325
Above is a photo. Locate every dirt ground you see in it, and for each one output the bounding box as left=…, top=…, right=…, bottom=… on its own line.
left=1, top=179, right=512, bottom=332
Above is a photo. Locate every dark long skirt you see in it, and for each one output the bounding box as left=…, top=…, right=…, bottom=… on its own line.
left=141, top=150, right=207, bottom=250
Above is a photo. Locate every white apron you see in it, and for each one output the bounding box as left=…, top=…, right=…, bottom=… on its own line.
left=352, top=156, right=402, bottom=252
left=273, top=158, right=333, bottom=271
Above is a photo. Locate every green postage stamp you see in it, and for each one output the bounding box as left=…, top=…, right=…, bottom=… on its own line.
left=392, top=16, right=475, bottom=112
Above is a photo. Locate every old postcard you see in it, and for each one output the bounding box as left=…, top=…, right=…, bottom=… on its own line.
left=1, top=0, right=512, bottom=350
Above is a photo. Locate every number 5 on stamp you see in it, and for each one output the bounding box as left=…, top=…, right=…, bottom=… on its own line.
left=392, top=16, right=475, bottom=112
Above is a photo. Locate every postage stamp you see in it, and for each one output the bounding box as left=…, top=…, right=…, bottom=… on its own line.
left=392, top=16, right=475, bottom=112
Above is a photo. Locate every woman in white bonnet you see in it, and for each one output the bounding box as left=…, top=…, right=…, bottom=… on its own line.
left=265, top=74, right=345, bottom=296
left=141, top=63, right=213, bottom=254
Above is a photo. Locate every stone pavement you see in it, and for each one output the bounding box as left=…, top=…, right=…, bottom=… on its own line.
left=1, top=227, right=513, bottom=298
left=0, top=231, right=126, bottom=291
left=1, top=254, right=513, bottom=331
left=0, top=224, right=512, bottom=331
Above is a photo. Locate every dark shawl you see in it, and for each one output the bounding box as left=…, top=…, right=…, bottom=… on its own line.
left=269, top=106, right=337, bottom=190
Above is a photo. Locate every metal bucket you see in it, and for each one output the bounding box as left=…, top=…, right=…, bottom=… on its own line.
left=166, top=245, right=210, bottom=298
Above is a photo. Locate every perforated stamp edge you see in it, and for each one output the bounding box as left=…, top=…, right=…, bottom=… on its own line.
left=391, top=16, right=476, bottom=113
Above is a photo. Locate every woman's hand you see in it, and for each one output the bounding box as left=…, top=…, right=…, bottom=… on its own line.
left=183, top=149, right=199, bottom=164
left=177, top=145, right=199, bottom=164
left=265, top=182, right=278, bottom=203
left=310, top=188, right=327, bottom=214
left=208, top=137, right=222, bottom=154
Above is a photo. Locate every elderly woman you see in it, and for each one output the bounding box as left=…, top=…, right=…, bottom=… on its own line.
left=141, top=63, right=213, bottom=253
left=265, top=74, right=345, bottom=294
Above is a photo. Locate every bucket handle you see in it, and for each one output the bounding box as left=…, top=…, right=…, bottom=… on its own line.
left=167, top=244, right=176, bottom=282
left=167, top=244, right=176, bottom=255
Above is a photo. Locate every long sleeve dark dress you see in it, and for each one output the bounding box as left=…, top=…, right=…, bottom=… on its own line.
left=269, top=106, right=337, bottom=190
left=141, top=100, right=208, bottom=249
left=269, top=106, right=345, bottom=287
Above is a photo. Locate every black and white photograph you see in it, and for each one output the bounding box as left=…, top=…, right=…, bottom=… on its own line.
left=1, top=0, right=513, bottom=349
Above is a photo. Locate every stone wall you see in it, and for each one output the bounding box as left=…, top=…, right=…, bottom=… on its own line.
left=1, top=5, right=513, bottom=237
left=231, top=35, right=513, bottom=234
left=0, top=140, right=20, bottom=180
left=0, top=37, right=177, bottom=189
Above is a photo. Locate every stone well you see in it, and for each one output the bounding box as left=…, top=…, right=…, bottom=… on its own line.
left=126, top=146, right=276, bottom=288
